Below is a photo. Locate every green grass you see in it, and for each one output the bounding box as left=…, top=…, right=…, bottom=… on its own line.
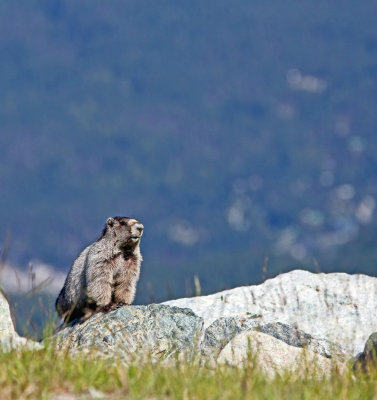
left=1, top=346, right=377, bottom=400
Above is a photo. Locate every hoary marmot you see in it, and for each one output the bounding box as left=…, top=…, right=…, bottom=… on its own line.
left=55, top=216, right=144, bottom=323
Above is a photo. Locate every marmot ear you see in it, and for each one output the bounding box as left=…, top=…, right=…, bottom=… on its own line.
left=107, top=217, right=115, bottom=227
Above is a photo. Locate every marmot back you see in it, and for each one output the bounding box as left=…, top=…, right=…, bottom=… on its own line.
left=56, top=216, right=144, bottom=323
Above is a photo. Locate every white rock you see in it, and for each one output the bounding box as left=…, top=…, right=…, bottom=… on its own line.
left=0, top=291, right=42, bottom=351
left=0, top=291, right=16, bottom=337
left=164, top=269, right=377, bottom=356
left=217, top=330, right=345, bottom=379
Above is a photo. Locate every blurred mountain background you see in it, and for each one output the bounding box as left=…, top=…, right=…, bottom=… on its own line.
left=1, top=0, right=377, bottom=335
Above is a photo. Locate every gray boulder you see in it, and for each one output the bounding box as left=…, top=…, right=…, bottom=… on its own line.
left=53, top=305, right=203, bottom=362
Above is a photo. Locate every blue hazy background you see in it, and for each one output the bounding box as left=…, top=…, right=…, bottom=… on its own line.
left=1, top=0, right=377, bottom=334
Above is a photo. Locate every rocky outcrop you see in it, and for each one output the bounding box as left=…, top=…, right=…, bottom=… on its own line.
left=49, top=269, right=377, bottom=375
left=164, top=269, right=377, bottom=356
left=0, top=290, right=42, bottom=351
left=5, top=268, right=377, bottom=376
left=53, top=305, right=343, bottom=371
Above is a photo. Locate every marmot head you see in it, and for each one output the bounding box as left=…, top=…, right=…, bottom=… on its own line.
left=99, top=216, right=144, bottom=248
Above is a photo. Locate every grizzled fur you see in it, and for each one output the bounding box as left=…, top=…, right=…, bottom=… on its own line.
left=56, top=217, right=144, bottom=323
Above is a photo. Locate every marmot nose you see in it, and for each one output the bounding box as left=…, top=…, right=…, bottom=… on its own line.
left=135, top=223, right=144, bottom=233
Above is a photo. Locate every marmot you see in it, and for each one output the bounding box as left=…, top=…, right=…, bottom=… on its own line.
left=55, top=216, right=144, bottom=323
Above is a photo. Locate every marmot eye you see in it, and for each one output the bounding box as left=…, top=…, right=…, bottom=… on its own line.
left=120, top=221, right=126, bottom=226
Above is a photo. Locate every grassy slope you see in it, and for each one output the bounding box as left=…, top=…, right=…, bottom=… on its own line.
left=1, top=346, right=376, bottom=400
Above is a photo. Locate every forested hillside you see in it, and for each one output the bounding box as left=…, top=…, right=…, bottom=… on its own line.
left=1, top=0, right=377, bottom=305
